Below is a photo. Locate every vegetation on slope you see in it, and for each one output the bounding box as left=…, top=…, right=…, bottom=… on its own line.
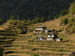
left=60, top=1, right=75, bottom=34
left=0, top=48, right=4, bottom=56
left=0, top=1, right=75, bottom=56
left=0, top=0, right=73, bottom=20
left=69, top=1, right=75, bottom=14
left=0, top=0, right=75, bottom=35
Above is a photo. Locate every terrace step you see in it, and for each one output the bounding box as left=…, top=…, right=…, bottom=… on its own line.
left=5, top=53, right=31, bottom=56
left=1, top=35, right=74, bottom=56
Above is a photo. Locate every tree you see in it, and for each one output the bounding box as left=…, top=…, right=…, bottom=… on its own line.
left=0, top=48, right=4, bottom=56
left=60, top=18, right=68, bottom=25
left=0, top=18, right=3, bottom=25
left=32, top=17, right=46, bottom=23
left=69, top=2, right=75, bottom=14
left=33, top=54, right=39, bottom=56
left=60, top=10, right=69, bottom=16
left=31, top=17, right=40, bottom=23
left=9, top=16, right=15, bottom=20
left=40, top=17, right=46, bottom=22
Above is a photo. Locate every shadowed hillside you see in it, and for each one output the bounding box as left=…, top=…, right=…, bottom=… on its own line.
left=0, top=0, right=73, bottom=20
left=0, top=1, right=75, bottom=56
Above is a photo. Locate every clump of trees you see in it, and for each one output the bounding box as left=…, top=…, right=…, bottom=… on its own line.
left=33, top=54, right=39, bottom=56
left=60, top=17, right=75, bottom=34
left=6, top=19, right=26, bottom=34
left=60, top=18, right=69, bottom=25
left=0, top=48, right=4, bottom=56
left=31, top=17, right=46, bottom=23
left=60, top=10, right=69, bottom=16
left=69, top=2, right=75, bottom=15
left=67, top=17, right=75, bottom=33
left=59, top=1, right=75, bottom=34
left=0, top=19, right=4, bottom=25
left=6, top=16, right=46, bottom=34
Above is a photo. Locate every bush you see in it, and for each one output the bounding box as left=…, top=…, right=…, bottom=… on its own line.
left=0, top=48, right=4, bottom=56
left=9, top=16, right=15, bottom=20
left=54, top=15, right=59, bottom=18
left=33, top=54, right=39, bottom=56
left=31, top=17, right=46, bottom=23
left=0, top=19, right=4, bottom=25
left=66, top=26, right=75, bottom=34
left=69, top=2, right=75, bottom=14
left=68, top=17, right=75, bottom=26
left=66, top=17, right=75, bottom=34
left=60, top=18, right=68, bottom=25
left=60, top=10, right=69, bottom=16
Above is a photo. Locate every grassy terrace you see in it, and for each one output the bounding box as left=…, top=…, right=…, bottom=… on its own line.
left=0, top=29, right=75, bottom=56
left=0, top=35, right=73, bottom=56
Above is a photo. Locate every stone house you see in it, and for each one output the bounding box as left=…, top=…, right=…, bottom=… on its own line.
left=33, top=26, right=46, bottom=33
left=47, top=33, right=58, bottom=41
left=37, top=37, right=45, bottom=40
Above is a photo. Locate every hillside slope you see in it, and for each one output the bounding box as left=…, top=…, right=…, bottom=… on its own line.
left=0, top=1, right=75, bottom=56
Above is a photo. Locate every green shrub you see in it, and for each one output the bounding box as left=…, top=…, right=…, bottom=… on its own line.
left=31, top=17, right=46, bottom=23
left=66, top=17, right=75, bottom=34
left=9, top=16, right=15, bottom=20
left=54, top=15, right=59, bottom=19
left=0, top=48, right=4, bottom=56
left=68, top=17, right=75, bottom=26
left=60, top=10, right=69, bottom=16
left=0, top=19, right=4, bottom=25
left=60, top=18, right=68, bottom=25
left=33, top=54, right=39, bottom=56
left=69, top=2, right=75, bottom=14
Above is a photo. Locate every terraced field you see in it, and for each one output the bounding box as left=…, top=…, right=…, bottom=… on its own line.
left=0, top=34, right=75, bottom=56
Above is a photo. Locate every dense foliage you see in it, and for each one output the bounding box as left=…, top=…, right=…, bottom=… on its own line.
left=69, top=1, right=75, bottom=14
left=0, top=0, right=73, bottom=20
left=0, top=48, right=4, bottom=56
left=60, top=16, right=75, bottom=34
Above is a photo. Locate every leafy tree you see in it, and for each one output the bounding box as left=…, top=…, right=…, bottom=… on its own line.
left=68, top=17, right=75, bottom=26
left=0, top=18, right=3, bottom=25
left=40, top=17, right=46, bottom=22
left=60, top=10, right=69, bottom=16
left=9, top=16, right=15, bottom=20
left=66, top=17, right=75, bottom=34
left=31, top=17, right=40, bottom=23
left=69, top=2, right=75, bottom=14
left=0, top=48, right=4, bottom=56
left=60, top=18, right=68, bottom=25
left=54, top=15, right=59, bottom=19
left=33, top=54, right=39, bottom=56
left=32, top=17, right=46, bottom=23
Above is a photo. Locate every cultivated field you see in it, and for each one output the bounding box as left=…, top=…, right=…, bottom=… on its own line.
left=0, top=33, right=75, bottom=56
